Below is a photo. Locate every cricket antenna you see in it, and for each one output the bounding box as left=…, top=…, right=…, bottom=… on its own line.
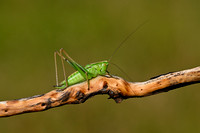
left=109, top=62, right=133, bottom=81
left=108, top=20, right=149, bottom=62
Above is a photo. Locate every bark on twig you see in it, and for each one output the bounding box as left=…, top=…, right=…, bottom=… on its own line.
left=0, top=66, right=200, bottom=117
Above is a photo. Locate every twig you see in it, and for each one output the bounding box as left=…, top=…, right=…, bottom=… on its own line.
left=0, top=66, right=200, bottom=117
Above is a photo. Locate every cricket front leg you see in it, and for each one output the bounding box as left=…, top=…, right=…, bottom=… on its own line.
left=106, top=70, right=113, bottom=78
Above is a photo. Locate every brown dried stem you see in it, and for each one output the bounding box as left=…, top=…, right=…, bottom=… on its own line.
left=0, top=66, right=200, bottom=117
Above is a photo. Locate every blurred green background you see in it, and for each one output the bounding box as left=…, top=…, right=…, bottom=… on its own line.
left=0, top=0, right=200, bottom=133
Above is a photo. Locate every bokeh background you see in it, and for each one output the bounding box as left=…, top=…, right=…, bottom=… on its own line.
left=0, top=0, right=200, bottom=133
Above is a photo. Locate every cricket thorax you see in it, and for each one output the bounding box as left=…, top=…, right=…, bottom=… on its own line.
left=85, top=61, right=109, bottom=76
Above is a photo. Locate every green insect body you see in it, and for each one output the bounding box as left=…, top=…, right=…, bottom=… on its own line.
left=54, top=22, right=146, bottom=89
left=55, top=59, right=109, bottom=89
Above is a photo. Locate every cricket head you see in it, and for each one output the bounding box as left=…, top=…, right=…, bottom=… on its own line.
left=99, top=60, right=109, bottom=75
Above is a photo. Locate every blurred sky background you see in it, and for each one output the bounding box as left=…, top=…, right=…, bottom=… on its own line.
left=0, top=0, right=200, bottom=133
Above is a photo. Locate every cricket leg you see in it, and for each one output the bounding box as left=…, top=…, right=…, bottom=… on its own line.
left=54, top=51, right=68, bottom=88
left=106, top=70, right=113, bottom=78
left=54, top=51, right=59, bottom=86
left=60, top=48, right=92, bottom=90
left=59, top=49, right=68, bottom=87
left=85, top=72, right=90, bottom=90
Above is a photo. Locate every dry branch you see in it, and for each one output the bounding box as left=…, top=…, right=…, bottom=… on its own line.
left=0, top=66, right=200, bottom=117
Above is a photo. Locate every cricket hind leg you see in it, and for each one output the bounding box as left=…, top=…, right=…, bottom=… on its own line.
left=54, top=51, right=59, bottom=86
left=54, top=50, right=68, bottom=88
left=59, top=49, right=68, bottom=87
left=60, top=48, right=92, bottom=90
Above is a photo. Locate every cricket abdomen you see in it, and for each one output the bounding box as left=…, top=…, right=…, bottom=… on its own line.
left=67, top=71, right=85, bottom=86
